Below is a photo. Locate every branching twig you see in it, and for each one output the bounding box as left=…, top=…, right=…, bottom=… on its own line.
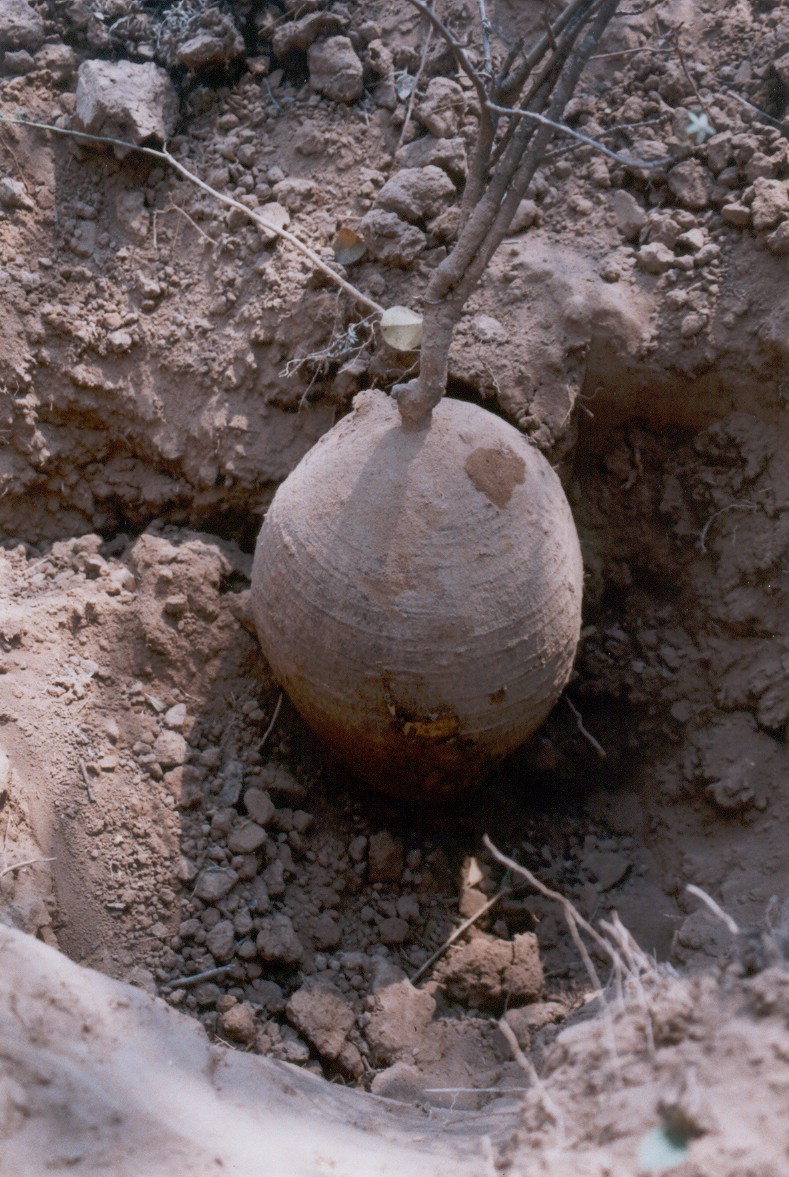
left=670, top=27, right=714, bottom=125
left=404, top=0, right=489, bottom=110
left=698, top=501, right=759, bottom=553
left=482, top=835, right=618, bottom=989
left=486, top=101, right=674, bottom=167
left=497, top=1016, right=566, bottom=1141
left=0, top=113, right=384, bottom=317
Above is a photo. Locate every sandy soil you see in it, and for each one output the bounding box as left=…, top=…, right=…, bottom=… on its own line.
left=0, top=0, right=787, bottom=1172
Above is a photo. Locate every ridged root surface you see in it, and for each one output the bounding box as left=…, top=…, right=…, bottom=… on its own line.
left=251, top=392, right=583, bottom=801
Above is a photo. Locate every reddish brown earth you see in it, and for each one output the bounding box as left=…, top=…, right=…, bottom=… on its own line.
left=0, top=0, right=787, bottom=1173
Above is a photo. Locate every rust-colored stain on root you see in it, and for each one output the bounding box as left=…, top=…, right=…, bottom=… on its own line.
left=464, top=445, right=526, bottom=508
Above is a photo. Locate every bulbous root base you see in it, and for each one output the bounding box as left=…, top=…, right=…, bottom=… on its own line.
left=251, top=392, right=584, bottom=802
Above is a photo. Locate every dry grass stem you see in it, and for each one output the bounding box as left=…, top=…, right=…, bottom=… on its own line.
left=565, top=696, right=607, bottom=759
left=410, top=886, right=510, bottom=985
left=259, top=692, right=283, bottom=749
left=497, top=1016, right=566, bottom=1142
left=686, top=884, right=740, bottom=936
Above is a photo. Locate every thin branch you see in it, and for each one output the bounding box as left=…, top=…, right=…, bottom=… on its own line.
left=565, top=696, right=607, bottom=759
left=482, top=835, right=619, bottom=986
left=403, top=0, right=489, bottom=111
left=498, top=0, right=594, bottom=100
left=259, top=692, right=283, bottom=749
left=497, top=1015, right=566, bottom=1140
left=486, top=101, right=674, bottom=167
left=0, top=113, right=384, bottom=317
left=686, top=884, right=740, bottom=936
left=162, top=963, right=234, bottom=989
left=0, top=856, right=57, bottom=881
left=670, top=27, right=715, bottom=125
left=698, top=501, right=759, bottom=553
left=395, top=19, right=434, bottom=152
left=410, top=885, right=510, bottom=985
left=725, top=89, right=788, bottom=133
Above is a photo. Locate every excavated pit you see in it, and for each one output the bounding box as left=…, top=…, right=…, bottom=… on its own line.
left=1, top=0, right=787, bottom=1172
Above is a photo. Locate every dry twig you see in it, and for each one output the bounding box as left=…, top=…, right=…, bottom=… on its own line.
left=686, top=884, right=740, bottom=936
left=78, top=757, right=95, bottom=805
left=0, top=113, right=384, bottom=317
left=0, top=856, right=57, bottom=880
left=259, top=692, right=283, bottom=749
left=410, top=885, right=510, bottom=985
left=565, top=696, right=607, bottom=759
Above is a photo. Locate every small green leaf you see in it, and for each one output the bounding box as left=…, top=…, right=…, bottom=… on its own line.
left=380, top=306, right=423, bottom=351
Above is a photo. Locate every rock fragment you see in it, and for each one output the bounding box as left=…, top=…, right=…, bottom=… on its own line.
left=0, top=0, right=44, bottom=52
left=582, top=849, right=630, bottom=890
left=256, top=913, right=303, bottom=965
left=286, top=981, right=354, bottom=1060
left=273, top=11, right=345, bottom=56
left=749, top=178, right=789, bottom=232
left=415, top=77, right=466, bottom=138
left=153, top=730, right=187, bottom=769
left=375, top=166, right=456, bottom=224
left=205, top=919, right=236, bottom=963
left=0, top=177, right=33, bottom=211
left=243, top=787, right=276, bottom=826
left=395, top=136, right=467, bottom=182
left=193, top=867, right=238, bottom=902
left=611, top=189, right=646, bottom=242
left=176, top=15, right=244, bottom=70
left=667, top=160, right=712, bottom=211
left=73, top=60, right=179, bottom=148
left=218, top=1001, right=258, bottom=1044
left=637, top=242, right=675, bottom=274
left=308, top=36, right=363, bottom=104
left=227, top=821, right=267, bottom=854
left=367, top=831, right=404, bottom=882
left=441, top=931, right=543, bottom=1007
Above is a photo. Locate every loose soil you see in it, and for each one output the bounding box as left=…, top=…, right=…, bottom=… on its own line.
left=1, top=0, right=787, bottom=1173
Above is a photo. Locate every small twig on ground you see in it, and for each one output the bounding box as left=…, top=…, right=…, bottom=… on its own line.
left=670, top=27, right=714, bottom=125
left=404, top=0, right=489, bottom=110
left=485, top=101, right=674, bottom=167
left=483, top=835, right=617, bottom=987
left=565, top=696, right=607, bottom=759
left=0, top=855, right=57, bottom=881
left=0, top=113, right=384, bottom=318
left=698, top=501, right=759, bottom=553
left=162, top=963, right=234, bottom=989
left=259, top=692, right=283, bottom=749
left=395, top=14, right=434, bottom=152
left=725, top=89, right=788, bottom=133
left=78, top=757, right=95, bottom=802
left=153, top=199, right=216, bottom=249
left=686, top=884, right=740, bottom=936
left=411, top=885, right=510, bottom=985
left=497, top=1017, right=566, bottom=1141
left=599, top=911, right=656, bottom=1058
